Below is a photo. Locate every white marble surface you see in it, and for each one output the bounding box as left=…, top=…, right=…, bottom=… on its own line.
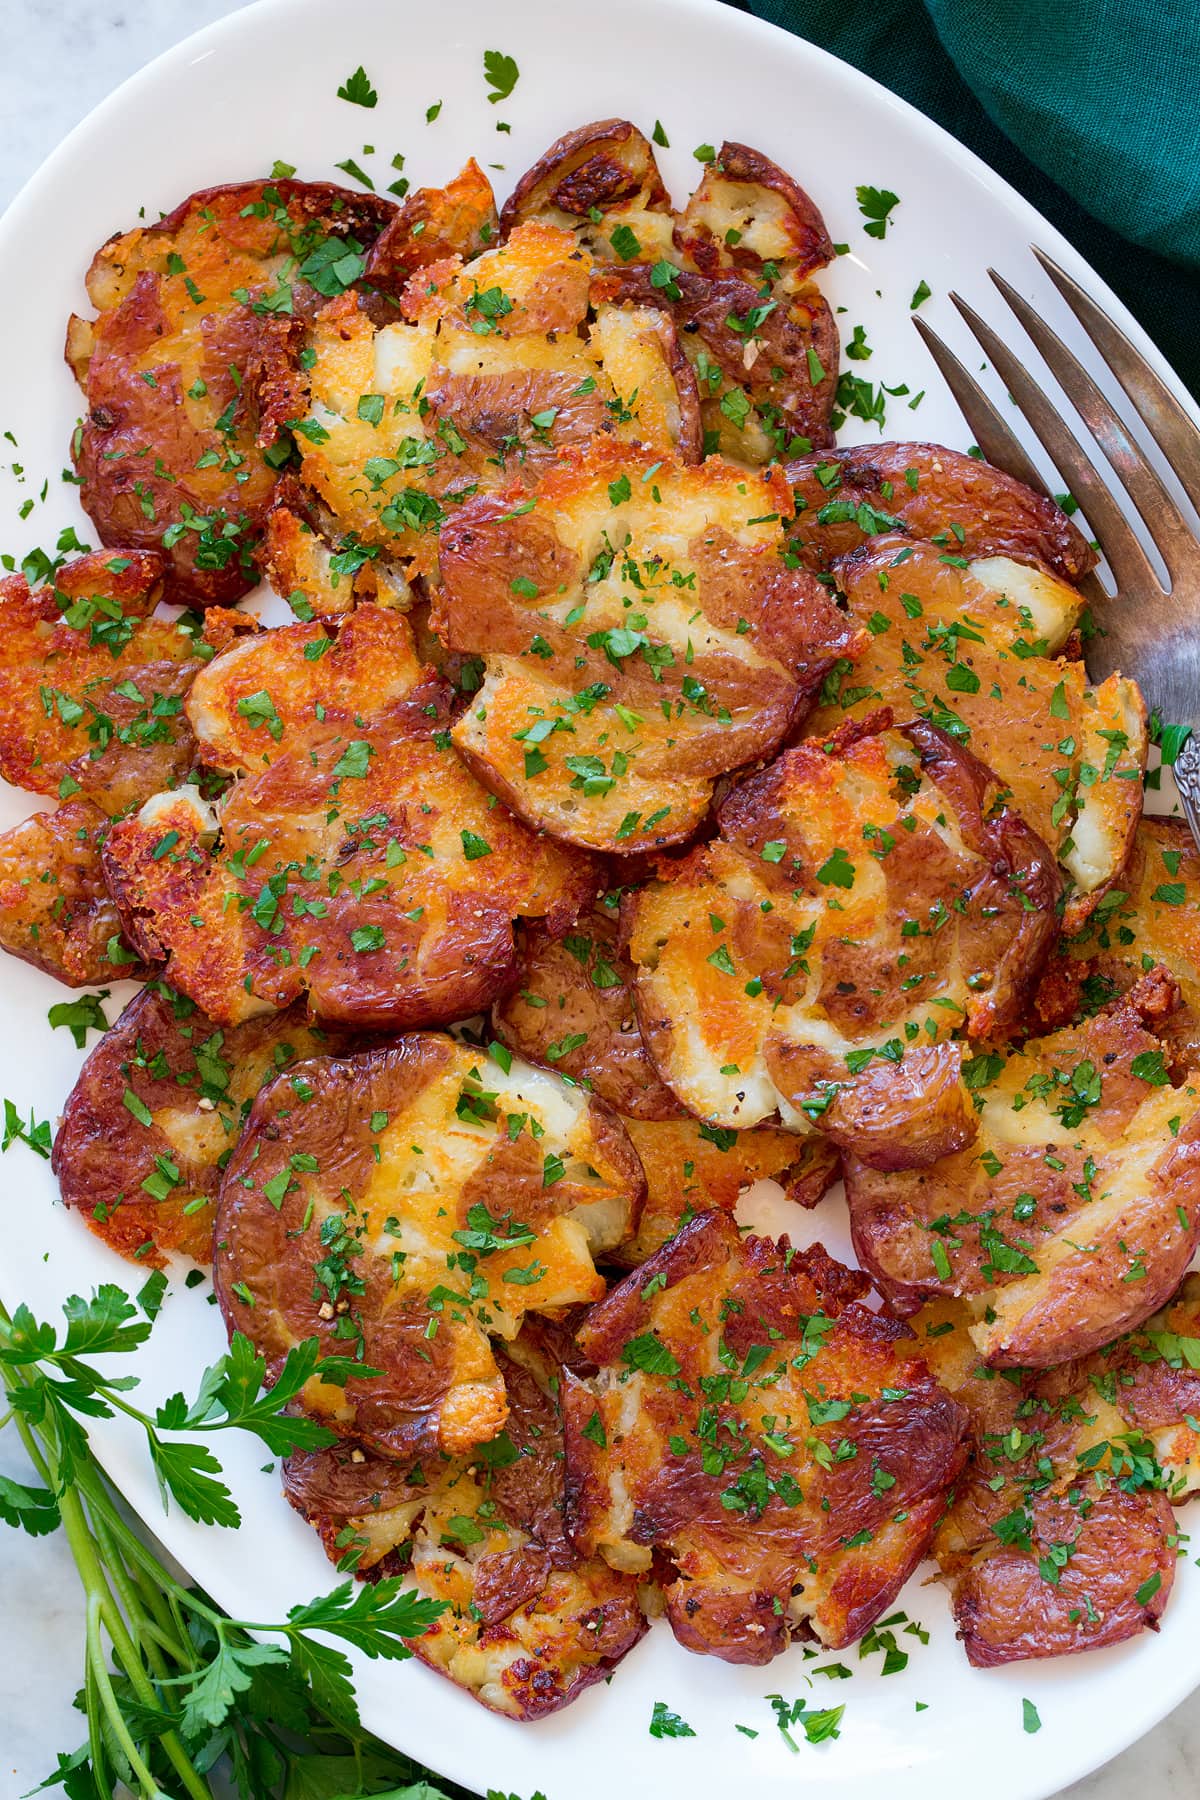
left=0, top=4, right=1195, bottom=1797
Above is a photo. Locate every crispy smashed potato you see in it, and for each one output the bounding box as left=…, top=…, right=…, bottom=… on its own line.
left=438, top=444, right=860, bottom=853
left=563, top=1211, right=965, bottom=1662
left=366, top=159, right=500, bottom=292
left=786, top=443, right=1096, bottom=584
left=500, top=120, right=675, bottom=262
left=492, top=905, right=838, bottom=1262
left=284, top=1328, right=647, bottom=1717
left=284, top=220, right=702, bottom=590
left=624, top=716, right=1059, bottom=1165
left=53, top=983, right=337, bottom=1266
left=214, top=1035, right=643, bottom=1459
left=66, top=179, right=395, bottom=605
left=0, top=551, right=199, bottom=806
left=804, top=534, right=1146, bottom=913
left=908, top=1282, right=1200, bottom=1664
left=507, top=124, right=839, bottom=458
left=0, top=799, right=144, bottom=985
left=101, top=607, right=593, bottom=1027
left=1037, top=818, right=1200, bottom=1062
left=847, top=973, right=1200, bottom=1366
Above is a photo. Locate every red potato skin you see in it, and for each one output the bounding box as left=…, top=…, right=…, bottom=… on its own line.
left=598, top=262, right=839, bottom=453
left=499, top=119, right=670, bottom=236
left=673, top=140, right=835, bottom=284
left=564, top=1212, right=967, bottom=1664
left=67, top=179, right=395, bottom=606
left=847, top=974, right=1200, bottom=1365
left=366, top=159, right=499, bottom=293
left=954, top=1487, right=1175, bottom=1667
left=0, top=799, right=147, bottom=986
left=785, top=442, right=1097, bottom=579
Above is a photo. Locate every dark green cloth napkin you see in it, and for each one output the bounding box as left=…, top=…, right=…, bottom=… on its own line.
left=744, top=0, right=1200, bottom=395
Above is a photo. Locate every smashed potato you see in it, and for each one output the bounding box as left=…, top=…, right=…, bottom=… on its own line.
left=1036, top=818, right=1200, bottom=1062
left=214, top=1035, right=643, bottom=1459
left=0, top=799, right=144, bottom=986
left=492, top=905, right=838, bottom=1262
left=366, top=159, right=500, bottom=293
left=624, top=715, right=1059, bottom=1165
left=846, top=973, right=1200, bottom=1366
left=908, top=1283, right=1200, bottom=1664
left=786, top=442, right=1096, bottom=584
left=0, top=551, right=199, bottom=806
left=284, top=221, right=701, bottom=590
left=101, top=606, right=593, bottom=1027
left=563, top=1210, right=966, bottom=1662
left=804, top=534, right=1145, bottom=915
left=438, top=444, right=861, bottom=853
left=53, top=983, right=336, bottom=1266
left=66, top=178, right=395, bottom=605
left=283, top=1327, right=647, bottom=1718
left=507, top=124, right=839, bottom=458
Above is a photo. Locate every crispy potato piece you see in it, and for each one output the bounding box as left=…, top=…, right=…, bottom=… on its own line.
left=624, top=716, right=1060, bottom=1166
left=847, top=974, right=1200, bottom=1366
left=0, top=551, right=200, bottom=806
left=786, top=443, right=1097, bottom=584
left=52, top=983, right=339, bottom=1267
left=500, top=120, right=675, bottom=263
left=563, top=1210, right=966, bottom=1662
left=437, top=444, right=860, bottom=854
left=283, top=1330, right=647, bottom=1718
left=1037, top=818, right=1200, bottom=1062
left=101, top=607, right=594, bottom=1027
left=0, top=799, right=145, bottom=985
left=492, top=907, right=839, bottom=1263
left=905, top=1289, right=1200, bottom=1665
left=214, top=1036, right=644, bottom=1459
left=366, top=159, right=499, bottom=292
left=597, top=262, right=838, bottom=461
left=673, top=141, right=834, bottom=289
left=286, top=226, right=700, bottom=587
left=804, top=536, right=1146, bottom=910
left=66, top=179, right=395, bottom=605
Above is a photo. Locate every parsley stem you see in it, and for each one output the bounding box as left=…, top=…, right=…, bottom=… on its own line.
left=85, top=1591, right=163, bottom=1798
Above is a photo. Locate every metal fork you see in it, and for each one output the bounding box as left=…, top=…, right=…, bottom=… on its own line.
left=912, top=250, right=1200, bottom=850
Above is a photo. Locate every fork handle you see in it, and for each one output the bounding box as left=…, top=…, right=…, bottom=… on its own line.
left=1173, top=732, right=1200, bottom=856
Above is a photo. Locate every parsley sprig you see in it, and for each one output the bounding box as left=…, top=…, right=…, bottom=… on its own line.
left=2, top=1285, right=366, bottom=1529
left=0, top=1285, right=474, bottom=1800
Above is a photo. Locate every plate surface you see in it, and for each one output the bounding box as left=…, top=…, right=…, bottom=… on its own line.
left=0, top=2, right=1195, bottom=1796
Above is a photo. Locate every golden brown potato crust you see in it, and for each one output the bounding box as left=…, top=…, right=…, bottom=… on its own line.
left=907, top=1289, right=1200, bottom=1665
left=785, top=442, right=1096, bottom=581
left=505, top=124, right=839, bottom=458
left=846, top=973, right=1200, bottom=1366
left=67, top=179, right=395, bottom=605
left=283, top=1330, right=647, bottom=1718
left=366, top=159, right=499, bottom=293
left=214, top=1035, right=643, bottom=1460
left=437, top=443, right=861, bottom=854
left=53, top=983, right=337, bottom=1266
left=1036, top=818, right=1200, bottom=1062
left=0, top=551, right=197, bottom=805
left=623, top=716, right=1060, bottom=1162
left=803, top=534, right=1145, bottom=909
left=564, top=1210, right=966, bottom=1662
left=0, top=799, right=145, bottom=985
left=101, top=607, right=594, bottom=1027
left=492, top=906, right=839, bottom=1262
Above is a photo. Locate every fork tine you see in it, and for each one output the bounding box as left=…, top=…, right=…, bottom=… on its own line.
left=989, top=269, right=1198, bottom=580
left=910, top=317, right=1048, bottom=494
left=948, top=291, right=1162, bottom=599
left=1033, top=247, right=1200, bottom=514
left=912, top=315, right=1112, bottom=615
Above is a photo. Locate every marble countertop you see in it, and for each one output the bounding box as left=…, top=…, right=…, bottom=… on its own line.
left=0, top=4, right=1197, bottom=1796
